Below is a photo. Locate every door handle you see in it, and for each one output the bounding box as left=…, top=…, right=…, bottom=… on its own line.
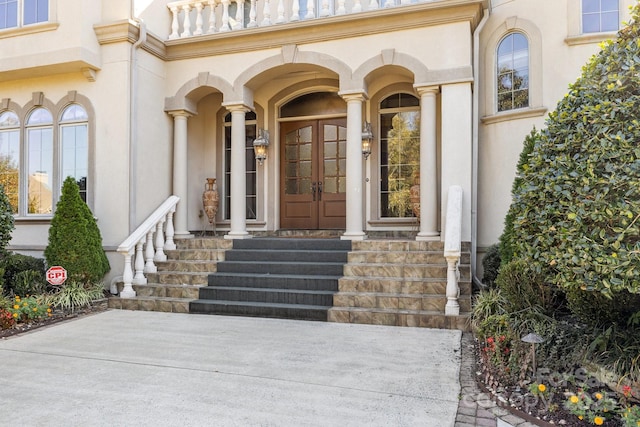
left=312, top=182, right=317, bottom=201
left=317, top=182, right=322, bottom=201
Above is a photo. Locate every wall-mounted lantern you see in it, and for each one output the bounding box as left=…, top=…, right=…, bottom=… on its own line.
left=362, top=122, right=373, bottom=160
left=253, top=128, right=269, bottom=165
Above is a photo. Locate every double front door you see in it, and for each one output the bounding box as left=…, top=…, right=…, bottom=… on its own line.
left=280, top=119, right=347, bottom=229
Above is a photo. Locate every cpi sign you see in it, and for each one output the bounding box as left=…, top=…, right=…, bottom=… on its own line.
left=46, top=266, right=68, bottom=286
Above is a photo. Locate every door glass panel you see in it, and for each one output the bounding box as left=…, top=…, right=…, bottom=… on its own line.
left=300, top=178, right=312, bottom=194
left=338, top=177, right=346, bottom=193
left=324, top=159, right=337, bottom=176
left=324, top=177, right=337, bottom=193
left=325, top=141, right=337, bottom=158
left=285, top=145, right=298, bottom=161
left=299, top=143, right=312, bottom=160
left=299, top=126, right=312, bottom=142
left=300, top=160, right=312, bottom=177
left=286, top=179, right=298, bottom=194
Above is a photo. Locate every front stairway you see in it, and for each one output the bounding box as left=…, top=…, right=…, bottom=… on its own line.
left=109, top=236, right=471, bottom=330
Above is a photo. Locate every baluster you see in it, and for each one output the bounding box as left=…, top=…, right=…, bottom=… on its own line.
left=276, top=0, right=285, bottom=23
left=154, top=219, right=167, bottom=262
left=247, top=0, right=257, bottom=27
left=180, top=4, right=192, bottom=37
left=133, top=240, right=147, bottom=284
left=319, top=0, right=330, bottom=17
left=352, top=0, right=362, bottom=13
left=383, top=0, right=393, bottom=8
left=445, top=257, right=460, bottom=315
left=165, top=209, right=177, bottom=251
left=194, top=2, right=205, bottom=35
left=261, top=0, right=271, bottom=26
left=120, top=250, right=136, bottom=298
left=368, top=0, right=378, bottom=10
left=169, top=5, right=180, bottom=39
left=290, top=0, right=300, bottom=21
left=144, top=230, right=157, bottom=273
left=233, top=0, right=245, bottom=29
left=207, top=0, right=217, bottom=33
left=220, top=0, right=231, bottom=31
left=305, top=0, right=314, bottom=19
left=336, top=0, right=345, bottom=15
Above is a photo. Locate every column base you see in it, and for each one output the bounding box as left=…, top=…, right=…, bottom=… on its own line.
left=340, top=232, right=367, bottom=241
left=416, top=232, right=440, bottom=241
left=120, top=286, right=137, bottom=299
left=224, top=232, right=253, bottom=240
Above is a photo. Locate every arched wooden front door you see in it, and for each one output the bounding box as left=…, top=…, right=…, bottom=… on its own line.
left=280, top=118, right=346, bottom=229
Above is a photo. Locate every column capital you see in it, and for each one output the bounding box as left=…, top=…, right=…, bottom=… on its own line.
left=338, top=90, right=368, bottom=103
left=414, top=85, right=440, bottom=96
left=222, top=102, right=252, bottom=113
left=167, top=109, right=194, bottom=119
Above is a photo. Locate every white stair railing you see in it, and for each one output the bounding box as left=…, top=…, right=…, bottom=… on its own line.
left=116, top=196, right=180, bottom=298
left=443, top=185, right=462, bottom=316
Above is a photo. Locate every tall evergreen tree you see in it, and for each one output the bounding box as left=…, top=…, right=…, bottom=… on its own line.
left=44, top=177, right=110, bottom=283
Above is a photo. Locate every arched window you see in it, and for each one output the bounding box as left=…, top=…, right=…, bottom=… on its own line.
left=26, top=107, right=53, bottom=214
left=379, top=93, right=420, bottom=218
left=224, top=111, right=257, bottom=220
left=60, top=104, right=89, bottom=203
left=0, top=111, right=20, bottom=213
left=497, top=32, right=529, bottom=112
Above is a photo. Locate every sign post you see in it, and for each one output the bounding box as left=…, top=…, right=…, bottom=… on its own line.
left=46, top=266, right=68, bottom=286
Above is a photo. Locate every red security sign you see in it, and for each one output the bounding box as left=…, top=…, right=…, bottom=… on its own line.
left=46, top=266, right=68, bottom=286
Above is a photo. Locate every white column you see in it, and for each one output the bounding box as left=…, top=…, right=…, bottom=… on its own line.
left=225, top=104, right=252, bottom=239
left=416, top=86, right=439, bottom=240
left=170, top=111, right=193, bottom=239
left=340, top=93, right=367, bottom=241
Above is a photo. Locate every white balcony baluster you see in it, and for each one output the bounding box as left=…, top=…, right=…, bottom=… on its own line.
left=276, top=0, right=286, bottom=23
left=383, top=0, right=393, bottom=8
left=248, top=0, right=257, bottom=27
left=262, top=0, right=272, bottom=26
left=154, top=219, right=167, bottom=262
left=291, top=0, right=300, bottom=21
left=121, top=250, right=136, bottom=298
left=336, top=0, right=346, bottom=15
left=133, top=240, right=147, bottom=285
left=368, top=0, right=379, bottom=10
left=180, top=4, right=192, bottom=37
left=352, top=0, right=362, bottom=13
left=169, top=6, right=180, bottom=39
left=144, top=230, right=157, bottom=273
left=305, top=0, right=315, bottom=19
left=207, top=0, right=217, bottom=33
left=194, top=1, right=204, bottom=35
left=320, top=0, right=330, bottom=17
left=233, top=0, right=245, bottom=29
left=220, top=0, right=231, bottom=31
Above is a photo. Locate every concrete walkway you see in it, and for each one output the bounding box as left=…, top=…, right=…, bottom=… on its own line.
left=0, top=310, right=464, bottom=426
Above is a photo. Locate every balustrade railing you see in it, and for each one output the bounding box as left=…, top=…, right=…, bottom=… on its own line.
left=167, top=0, right=422, bottom=39
left=443, top=185, right=462, bottom=316
left=116, top=196, right=180, bottom=298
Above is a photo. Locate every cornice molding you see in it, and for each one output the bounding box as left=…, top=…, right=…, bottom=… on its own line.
left=94, top=20, right=167, bottom=59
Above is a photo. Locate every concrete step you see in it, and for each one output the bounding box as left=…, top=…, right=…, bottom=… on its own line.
left=144, top=271, right=209, bottom=286
left=108, top=296, right=193, bottom=313
left=190, top=300, right=330, bottom=321
left=216, top=260, right=345, bottom=276
left=337, top=277, right=472, bottom=296
left=114, top=283, right=202, bottom=299
left=164, top=249, right=226, bottom=261
left=208, top=272, right=340, bottom=291
left=200, top=286, right=335, bottom=306
left=348, top=251, right=471, bottom=265
left=157, top=260, right=218, bottom=273
left=233, top=237, right=351, bottom=251
left=332, top=292, right=472, bottom=312
left=342, top=263, right=471, bottom=280
left=225, top=249, right=348, bottom=263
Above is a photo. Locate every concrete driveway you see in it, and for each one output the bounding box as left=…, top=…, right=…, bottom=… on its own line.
left=0, top=310, right=462, bottom=427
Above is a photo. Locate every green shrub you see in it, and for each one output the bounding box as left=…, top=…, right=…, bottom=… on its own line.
left=0, top=252, right=46, bottom=295
left=481, top=244, right=501, bottom=288
left=12, top=269, right=46, bottom=297
left=565, top=289, right=640, bottom=327
left=507, top=6, right=640, bottom=297
left=0, top=184, right=14, bottom=255
left=44, top=177, right=110, bottom=283
left=496, top=259, right=562, bottom=315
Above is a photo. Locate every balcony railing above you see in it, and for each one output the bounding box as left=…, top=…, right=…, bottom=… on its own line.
left=167, top=0, right=423, bottom=40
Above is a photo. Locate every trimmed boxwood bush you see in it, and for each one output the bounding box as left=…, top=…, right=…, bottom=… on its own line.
left=507, top=5, right=640, bottom=297
left=481, top=244, right=501, bottom=288
left=44, top=177, right=110, bottom=283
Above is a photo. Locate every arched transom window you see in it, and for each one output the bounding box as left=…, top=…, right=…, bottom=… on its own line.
left=497, top=32, right=529, bottom=112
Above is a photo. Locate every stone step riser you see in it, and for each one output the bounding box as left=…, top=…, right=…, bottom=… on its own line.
left=343, top=265, right=471, bottom=280
left=233, top=238, right=352, bottom=251
left=175, top=239, right=233, bottom=250
left=333, top=294, right=472, bottom=312
left=145, top=272, right=208, bottom=286
left=337, top=278, right=472, bottom=295
left=328, top=308, right=470, bottom=331
left=208, top=274, right=339, bottom=291
left=189, top=301, right=328, bottom=321
left=351, top=241, right=471, bottom=252
left=115, top=283, right=201, bottom=299
left=200, top=287, right=334, bottom=306
left=164, top=249, right=226, bottom=261
left=216, top=262, right=344, bottom=276
left=108, top=297, right=191, bottom=313
left=225, top=250, right=348, bottom=263
left=157, top=261, right=218, bottom=273
left=348, top=252, right=471, bottom=265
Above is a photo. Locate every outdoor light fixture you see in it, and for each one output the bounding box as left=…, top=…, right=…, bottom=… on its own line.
left=521, top=332, right=545, bottom=377
left=362, top=121, right=373, bottom=160
left=253, top=128, right=270, bottom=165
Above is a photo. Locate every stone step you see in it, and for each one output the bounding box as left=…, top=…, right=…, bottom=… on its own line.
left=208, top=272, right=340, bottom=291
left=327, top=307, right=471, bottom=331
left=216, top=260, right=345, bottom=276
left=190, top=300, right=330, bottom=321
left=175, top=238, right=233, bottom=250
left=108, top=296, right=193, bottom=313
left=233, top=237, right=351, bottom=251
left=144, top=271, right=209, bottom=286
left=164, top=249, right=226, bottom=261
left=225, top=249, right=348, bottom=263
left=115, top=283, right=202, bottom=299
left=332, top=292, right=472, bottom=312
left=343, top=264, right=471, bottom=280
left=348, top=251, right=471, bottom=265
left=200, top=286, right=335, bottom=306
left=338, top=277, right=472, bottom=295
left=157, top=260, right=218, bottom=273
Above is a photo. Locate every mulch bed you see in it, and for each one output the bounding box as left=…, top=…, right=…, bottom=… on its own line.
left=0, top=299, right=109, bottom=340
